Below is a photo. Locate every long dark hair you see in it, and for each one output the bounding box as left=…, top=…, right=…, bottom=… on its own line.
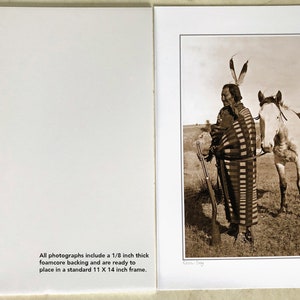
left=223, top=84, right=242, bottom=102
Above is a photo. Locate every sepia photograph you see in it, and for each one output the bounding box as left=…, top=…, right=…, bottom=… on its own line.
left=181, top=34, right=300, bottom=258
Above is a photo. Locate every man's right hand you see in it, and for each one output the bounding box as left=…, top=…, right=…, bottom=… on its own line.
left=205, top=149, right=214, bottom=162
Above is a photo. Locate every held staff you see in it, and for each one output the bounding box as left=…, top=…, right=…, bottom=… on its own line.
left=196, top=141, right=221, bottom=246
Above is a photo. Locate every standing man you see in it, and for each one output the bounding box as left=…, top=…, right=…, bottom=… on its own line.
left=207, top=60, right=258, bottom=244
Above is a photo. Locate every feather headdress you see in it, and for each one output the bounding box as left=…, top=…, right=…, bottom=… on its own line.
left=229, top=57, right=248, bottom=86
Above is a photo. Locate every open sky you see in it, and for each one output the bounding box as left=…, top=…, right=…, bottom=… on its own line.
left=181, top=35, right=300, bottom=125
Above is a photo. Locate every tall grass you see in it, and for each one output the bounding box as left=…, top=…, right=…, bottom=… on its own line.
left=183, top=125, right=300, bottom=258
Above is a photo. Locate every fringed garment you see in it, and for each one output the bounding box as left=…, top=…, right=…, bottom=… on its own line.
left=215, top=104, right=258, bottom=227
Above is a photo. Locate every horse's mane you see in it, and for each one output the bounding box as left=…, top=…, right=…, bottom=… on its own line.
left=277, top=102, right=299, bottom=117
left=281, top=103, right=290, bottom=110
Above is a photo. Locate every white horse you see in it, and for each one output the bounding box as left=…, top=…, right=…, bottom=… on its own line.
left=258, top=90, right=300, bottom=212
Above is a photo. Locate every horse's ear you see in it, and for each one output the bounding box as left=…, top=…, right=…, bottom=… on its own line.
left=258, top=90, right=264, bottom=103
left=276, top=90, right=283, bottom=105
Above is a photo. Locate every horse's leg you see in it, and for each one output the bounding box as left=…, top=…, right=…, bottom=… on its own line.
left=275, top=159, right=287, bottom=213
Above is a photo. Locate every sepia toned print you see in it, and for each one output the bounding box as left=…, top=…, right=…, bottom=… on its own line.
left=181, top=35, right=300, bottom=258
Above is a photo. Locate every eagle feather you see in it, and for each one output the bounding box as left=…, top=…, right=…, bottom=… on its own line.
left=229, top=58, right=238, bottom=84
left=237, top=60, right=248, bottom=86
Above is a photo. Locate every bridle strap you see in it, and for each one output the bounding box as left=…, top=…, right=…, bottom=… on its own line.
left=258, top=98, right=288, bottom=121
left=279, top=107, right=288, bottom=121
left=255, top=107, right=288, bottom=122
left=221, top=150, right=267, bottom=162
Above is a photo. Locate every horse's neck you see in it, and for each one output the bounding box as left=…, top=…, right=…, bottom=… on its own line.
left=277, top=108, right=298, bottom=147
left=277, top=123, right=288, bottom=146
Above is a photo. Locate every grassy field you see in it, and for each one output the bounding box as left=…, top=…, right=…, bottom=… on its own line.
left=183, top=124, right=300, bottom=258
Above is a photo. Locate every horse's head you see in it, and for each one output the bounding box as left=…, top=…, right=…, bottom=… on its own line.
left=258, top=90, right=283, bottom=153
